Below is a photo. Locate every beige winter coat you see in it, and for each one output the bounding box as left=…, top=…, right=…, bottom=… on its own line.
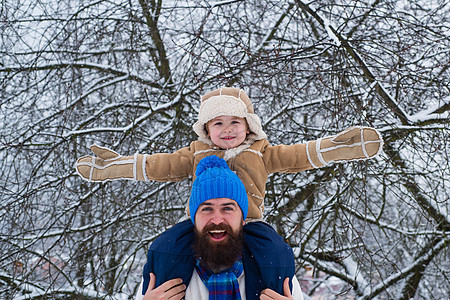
left=144, top=139, right=313, bottom=220
left=75, top=87, right=383, bottom=221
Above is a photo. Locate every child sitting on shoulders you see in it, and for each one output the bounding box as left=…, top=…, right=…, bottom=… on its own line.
left=75, top=87, right=383, bottom=295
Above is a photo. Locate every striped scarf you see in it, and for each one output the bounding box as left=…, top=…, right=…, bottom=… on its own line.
left=195, top=258, right=243, bottom=300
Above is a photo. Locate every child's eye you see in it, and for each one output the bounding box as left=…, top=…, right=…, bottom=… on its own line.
left=213, top=122, right=222, bottom=126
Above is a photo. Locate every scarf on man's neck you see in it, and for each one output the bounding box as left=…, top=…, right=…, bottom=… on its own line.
left=195, top=258, right=243, bottom=300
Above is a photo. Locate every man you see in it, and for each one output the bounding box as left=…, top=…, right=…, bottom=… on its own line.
left=136, top=155, right=304, bottom=299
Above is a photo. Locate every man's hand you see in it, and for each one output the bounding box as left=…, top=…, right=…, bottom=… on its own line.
left=260, top=277, right=293, bottom=299
left=143, top=273, right=185, bottom=300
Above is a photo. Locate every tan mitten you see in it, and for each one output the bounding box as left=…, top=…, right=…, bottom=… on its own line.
left=75, top=145, right=148, bottom=182
left=306, top=126, right=383, bottom=168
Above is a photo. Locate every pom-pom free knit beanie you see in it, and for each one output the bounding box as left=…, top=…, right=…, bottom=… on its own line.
left=189, top=155, right=248, bottom=223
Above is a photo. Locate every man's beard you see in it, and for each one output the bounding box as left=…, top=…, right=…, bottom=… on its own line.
left=192, top=223, right=244, bottom=273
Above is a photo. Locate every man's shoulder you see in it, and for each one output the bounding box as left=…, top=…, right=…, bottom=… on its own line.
left=149, top=220, right=194, bottom=255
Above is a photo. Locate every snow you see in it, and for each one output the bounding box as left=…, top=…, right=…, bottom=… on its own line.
left=409, top=96, right=450, bottom=123
left=323, top=18, right=341, bottom=47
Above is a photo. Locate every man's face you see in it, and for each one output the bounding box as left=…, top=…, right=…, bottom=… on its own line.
left=193, top=198, right=245, bottom=272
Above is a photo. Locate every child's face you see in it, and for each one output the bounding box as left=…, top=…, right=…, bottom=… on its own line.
left=207, top=115, right=250, bottom=149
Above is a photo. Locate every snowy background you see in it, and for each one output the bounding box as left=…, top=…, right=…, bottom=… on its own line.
left=0, top=0, right=449, bottom=299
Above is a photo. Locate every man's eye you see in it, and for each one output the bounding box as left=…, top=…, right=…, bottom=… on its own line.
left=223, top=206, right=234, bottom=211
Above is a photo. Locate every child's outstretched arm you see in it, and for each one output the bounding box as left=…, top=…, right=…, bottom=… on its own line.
left=75, top=145, right=149, bottom=182
left=306, top=126, right=383, bottom=168
left=75, top=144, right=196, bottom=182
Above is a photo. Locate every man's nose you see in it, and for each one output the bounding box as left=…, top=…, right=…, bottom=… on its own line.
left=210, top=211, right=224, bottom=225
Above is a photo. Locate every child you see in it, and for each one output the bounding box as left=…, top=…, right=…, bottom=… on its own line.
left=75, top=87, right=383, bottom=295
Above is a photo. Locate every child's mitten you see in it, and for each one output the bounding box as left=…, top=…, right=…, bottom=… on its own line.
left=75, top=145, right=148, bottom=182
left=306, top=126, right=383, bottom=168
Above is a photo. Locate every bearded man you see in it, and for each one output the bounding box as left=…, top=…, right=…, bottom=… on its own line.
left=136, top=156, right=304, bottom=300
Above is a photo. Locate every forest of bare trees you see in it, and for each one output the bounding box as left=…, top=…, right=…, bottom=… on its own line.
left=0, top=0, right=448, bottom=299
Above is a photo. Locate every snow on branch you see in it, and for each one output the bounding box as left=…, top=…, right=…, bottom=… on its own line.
left=359, top=237, right=449, bottom=300
left=409, top=96, right=450, bottom=123
left=341, top=203, right=447, bottom=236
left=254, top=3, right=295, bottom=53
left=294, top=0, right=412, bottom=125
left=66, top=93, right=182, bottom=139
left=0, top=61, right=163, bottom=88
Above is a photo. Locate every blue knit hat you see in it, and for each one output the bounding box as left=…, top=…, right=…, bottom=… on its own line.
left=189, top=155, right=248, bottom=223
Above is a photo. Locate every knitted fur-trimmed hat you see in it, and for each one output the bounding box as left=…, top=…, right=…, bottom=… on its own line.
left=193, top=87, right=267, bottom=143
left=189, top=155, right=248, bottom=223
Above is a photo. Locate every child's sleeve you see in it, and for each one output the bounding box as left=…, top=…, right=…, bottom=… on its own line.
left=263, top=126, right=383, bottom=173
left=75, top=143, right=196, bottom=182
left=145, top=146, right=195, bottom=182
left=263, top=142, right=312, bottom=174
